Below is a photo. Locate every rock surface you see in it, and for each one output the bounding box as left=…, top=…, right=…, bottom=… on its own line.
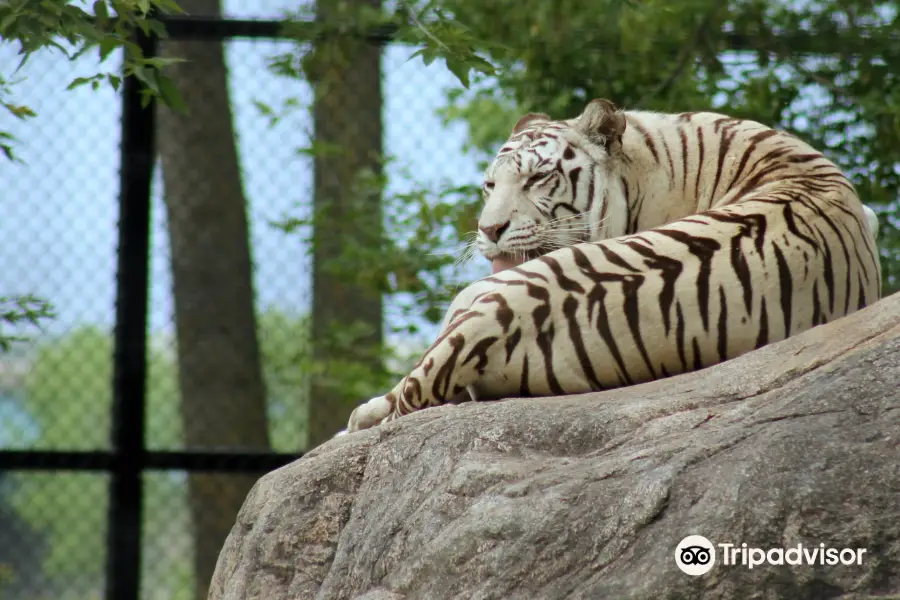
left=209, top=293, right=900, bottom=600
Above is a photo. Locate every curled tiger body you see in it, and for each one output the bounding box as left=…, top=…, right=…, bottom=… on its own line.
left=343, top=98, right=882, bottom=433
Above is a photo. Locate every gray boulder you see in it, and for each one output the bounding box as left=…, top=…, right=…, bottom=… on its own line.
left=209, top=292, right=900, bottom=600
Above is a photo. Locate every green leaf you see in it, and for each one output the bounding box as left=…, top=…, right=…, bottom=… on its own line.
left=465, top=54, right=495, bottom=76
left=132, top=65, right=158, bottom=93
left=135, top=18, right=152, bottom=36
left=142, top=56, right=186, bottom=69
left=66, top=76, right=97, bottom=91
left=98, top=36, right=119, bottom=61
left=147, top=18, right=168, bottom=39
left=156, top=72, right=188, bottom=113
left=0, top=13, right=17, bottom=34
left=446, top=58, right=470, bottom=88
left=409, top=46, right=438, bottom=67
left=153, top=0, right=186, bottom=14
left=69, top=39, right=96, bottom=62
left=14, top=52, right=31, bottom=73
left=253, top=99, right=274, bottom=116
left=139, top=88, right=153, bottom=108
left=1, top=143, right=15, bottom=161
left=3, top=103, right=37, bottom=120
left=93, top=0, right=109, bottom=22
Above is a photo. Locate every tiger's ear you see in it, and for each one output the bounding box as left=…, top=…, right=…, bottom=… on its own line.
left=511, top=112, right=551, bottom=135
left=577, top=98, right=626, bottom=154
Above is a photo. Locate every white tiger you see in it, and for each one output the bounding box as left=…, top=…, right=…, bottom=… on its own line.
left=343, top=98, right=882, bottom=433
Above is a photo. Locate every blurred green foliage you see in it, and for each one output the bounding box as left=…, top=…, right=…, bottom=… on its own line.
left=434, top=0, right=900, bottom=293
left=2, top=311, right=310, bottom=596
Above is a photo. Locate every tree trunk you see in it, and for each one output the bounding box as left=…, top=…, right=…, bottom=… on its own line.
left=156, top=2, right=270, bottom=598
left=308, top=0, right=385, bottom=447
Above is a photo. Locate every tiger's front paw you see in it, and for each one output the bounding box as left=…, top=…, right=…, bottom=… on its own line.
left=347, top=394, right=394, bottom=432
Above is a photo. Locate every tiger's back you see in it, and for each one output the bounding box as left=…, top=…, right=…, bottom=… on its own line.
left=346, top=99, right=881, bottom=431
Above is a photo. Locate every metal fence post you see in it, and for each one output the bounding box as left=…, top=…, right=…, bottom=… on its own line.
left=106, top=31, right=157, bottom=600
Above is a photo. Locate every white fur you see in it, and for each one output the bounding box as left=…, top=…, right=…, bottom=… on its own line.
left=346, top=394, right=393, bottom=433
left=343, top=103, right=882, bottom=436
left=862, top=204, right=880, bottom=239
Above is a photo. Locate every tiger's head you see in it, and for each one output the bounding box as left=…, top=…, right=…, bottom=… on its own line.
left=476, top=98, right=629, bottom=272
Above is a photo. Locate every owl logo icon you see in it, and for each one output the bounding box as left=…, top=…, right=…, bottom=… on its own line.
left=676, top=535, right=716, bottom=575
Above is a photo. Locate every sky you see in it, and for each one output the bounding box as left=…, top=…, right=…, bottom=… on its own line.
left=0, top=0, right=489, bottom=346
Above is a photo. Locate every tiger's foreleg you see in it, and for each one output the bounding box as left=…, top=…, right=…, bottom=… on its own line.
left=343, top=393, right=394, bottom=432
left=340, top=380, right=480, bottom=435
left=345, top=303, right=510, bottom=432
left=342, top=277, right=510, bottom=433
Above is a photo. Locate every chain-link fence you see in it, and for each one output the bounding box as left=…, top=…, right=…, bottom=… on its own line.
left=0, top=8, right=483, bottom=599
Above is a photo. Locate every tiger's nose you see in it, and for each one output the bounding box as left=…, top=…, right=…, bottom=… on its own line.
left=479, top=221, right=510, bottom=243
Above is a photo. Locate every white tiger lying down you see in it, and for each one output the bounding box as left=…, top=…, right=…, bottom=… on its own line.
left=342, top=98, right=882, bottom=434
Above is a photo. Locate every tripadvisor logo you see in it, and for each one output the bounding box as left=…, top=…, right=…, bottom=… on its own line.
left=675, top=535, right=868, bottom=576
left=675, top=535, right=715, bottom=576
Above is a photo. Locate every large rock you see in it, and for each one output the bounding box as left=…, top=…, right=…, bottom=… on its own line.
left=209, top=293, right=900, bottom=600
